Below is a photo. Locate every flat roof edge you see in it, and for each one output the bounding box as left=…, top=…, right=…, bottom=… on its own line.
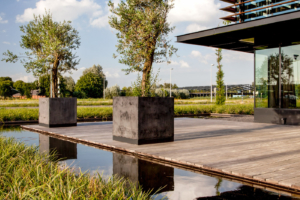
left=177, top=11, right=300, bottom=42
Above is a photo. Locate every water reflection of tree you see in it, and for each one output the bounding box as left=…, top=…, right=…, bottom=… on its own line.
left=256, top=51, right=294, bottom=107
left=214, top=178, right=222, bottom=196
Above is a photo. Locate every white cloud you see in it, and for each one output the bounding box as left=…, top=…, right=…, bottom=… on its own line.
left=16, top=0, right=122, bottom=29
left=90, top=15, right=109, bottom=29
left=79, top=67, right=86, bottom=70
left=179, top=60, right=190, bottom=68
left=185, top=24, right=209, bottom=33
left=223, top=51, right=253, bottom=63
left=169, top=0, right=221, bottom=24
left=191, top=50, right=214, bottom=64
left=2, top=30, right=6, bottom=33
left=3, top=41, right=10, bottom=45
left=16, top=0, right=103, bottom=23
left=105, top=71, right=120, bottom=78
left=170, top=61, right=179, bottom=66
left=0, top=16, right=8, bottom=24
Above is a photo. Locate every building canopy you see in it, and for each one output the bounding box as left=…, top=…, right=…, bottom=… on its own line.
left=176, top=11, right=300, bottom=53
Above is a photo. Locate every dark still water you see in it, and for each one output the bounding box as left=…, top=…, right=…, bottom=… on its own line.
left=1, top=125, right=299, bottom=200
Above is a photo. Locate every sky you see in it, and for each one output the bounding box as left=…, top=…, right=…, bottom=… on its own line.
left=0, top=0, right=254, bottom=88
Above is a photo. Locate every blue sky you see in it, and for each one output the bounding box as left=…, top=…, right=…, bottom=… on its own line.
left=0, top=0, right=253, bottom=88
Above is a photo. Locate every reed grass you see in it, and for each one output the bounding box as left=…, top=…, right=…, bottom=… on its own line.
left=174, top=104, right=254, bottom=115
left=0, top=136, right=152, bottom=199
left=0, top=104, right=254, bottom=122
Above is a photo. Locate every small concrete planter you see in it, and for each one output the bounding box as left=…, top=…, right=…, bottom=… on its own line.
left=113, top=96, right=174, bottom=145
left=39, top=98, right=77, bottom=127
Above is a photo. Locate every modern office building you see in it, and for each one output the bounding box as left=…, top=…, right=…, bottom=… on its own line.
left=177, top=0, right=300, bottom=124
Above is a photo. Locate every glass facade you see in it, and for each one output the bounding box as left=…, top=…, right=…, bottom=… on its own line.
left=255, top=44, right=300, bottom=109
left=222, top=0, right=300, bottom=23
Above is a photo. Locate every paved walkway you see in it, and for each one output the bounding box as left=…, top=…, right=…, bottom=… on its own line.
left=22, top=118, right=300, bottom=194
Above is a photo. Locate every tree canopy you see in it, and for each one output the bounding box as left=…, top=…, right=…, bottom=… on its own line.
left=215, top=48, right=225, bottom=105
left=0, top=80, right=14, bottom=99
left=64, top=76, right=75, bottom=92
left=75, top=72, right=104, bottom=98
left=13, top=80, right=26, bottom=96
left=108, top=0, right=177, bottom=96
left=83, top=64, right=105, bottom=78
left=2, top=11, right=80, bottom=98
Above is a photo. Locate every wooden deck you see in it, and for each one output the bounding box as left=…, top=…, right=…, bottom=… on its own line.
left=22, top=118, right=300, bottom=194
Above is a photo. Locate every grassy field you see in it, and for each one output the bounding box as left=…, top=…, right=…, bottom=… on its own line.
left=0, top=136, right=152, bottom=199
left=0, top=99, right=114, bottom=107
left=0, top=98, right=254, bottom=107
left=0, top=103, right=254, bottom=122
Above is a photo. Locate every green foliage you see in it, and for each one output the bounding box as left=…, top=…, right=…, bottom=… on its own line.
left=159, top=83, right=178, bottom=89
left=108, top=0, right=177, bottom=96
left=38, top=74, right=51, bottom=97
left=215, top=48, right=226, bottom=105
left=0, top=136, right=152, bottom=199
left=174, top=104, right=254, bottom=116
left=0, top=77, right=12, bottom=82
left=13, top=80, right=26, bottom=96
left=0, top=81, right=14, bottom=99
left=73, top=91, right=87, bottom=99
left=0, top=108, right=38, bottom=121
left=105, top=85, right=121, bottom=99
left=0, top=103, right=254, bottom=122
left=2, top=11, right=80, bottom=98
left=64, top=76, right=75, bottom=92
left=131, top=69, right=160, bottom=97
left=121, top=87, right=134, bottom=96
left=75, top=72, right=104, bottom=98
left=83, top=64, right=105, bottom=78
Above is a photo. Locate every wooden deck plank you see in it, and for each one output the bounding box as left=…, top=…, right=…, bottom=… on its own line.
left=21, top=118, right=300, bottom=192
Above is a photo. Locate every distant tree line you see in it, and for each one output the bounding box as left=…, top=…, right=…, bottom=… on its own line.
left=0, top=64, right=108, bottom=99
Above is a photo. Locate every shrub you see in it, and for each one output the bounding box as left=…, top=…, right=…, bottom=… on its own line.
left=104, top=85, right=121, bottom=99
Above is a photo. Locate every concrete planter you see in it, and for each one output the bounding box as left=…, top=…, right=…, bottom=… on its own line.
left=113, top=97, right=174, bottom=145
left=39, top=98, right=77, bottom=127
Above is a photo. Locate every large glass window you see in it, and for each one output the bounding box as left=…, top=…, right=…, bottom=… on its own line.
left=255, top=47, right=280, bottom=108
left=281, top=45, right=300, bottom=108
left=255, top=44, right=300, bottom=109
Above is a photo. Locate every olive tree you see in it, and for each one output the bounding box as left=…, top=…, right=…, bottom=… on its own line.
left=108, top=0, right=177, bottom=97
left=2, top=11, right=80, bottom=98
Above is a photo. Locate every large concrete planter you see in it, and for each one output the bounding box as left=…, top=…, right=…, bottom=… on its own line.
left=39, top=98, right=77, bottom=127
left=113, top=97, right=174, bottom=145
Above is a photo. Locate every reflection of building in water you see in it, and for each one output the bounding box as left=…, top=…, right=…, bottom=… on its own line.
left=195, top=185, right=295, bottom=200
left=113, top=153, right=174, bottom=194
left=39, top=134, right=77, bottom=160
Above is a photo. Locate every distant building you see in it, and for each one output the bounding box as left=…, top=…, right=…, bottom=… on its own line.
left=13, top=90, right=45, bottom=99
left=179, top=84, right=254, bottom=98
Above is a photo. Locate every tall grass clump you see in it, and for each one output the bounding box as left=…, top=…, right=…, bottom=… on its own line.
left=0, top=136, right=152, bottom=199
left=0, top=108, right=39, bottom=122
left=174, top=104, right=254, bottom=116
left=77, top=107, right=113, bottom=119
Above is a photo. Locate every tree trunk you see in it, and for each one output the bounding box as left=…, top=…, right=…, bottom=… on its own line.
left=51, top=60, right=59, bottom=98
left=141, top=52, right=154, bottom=97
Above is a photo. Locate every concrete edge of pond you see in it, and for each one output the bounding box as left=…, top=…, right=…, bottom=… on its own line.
left=19, top=124, right=300, bottom=198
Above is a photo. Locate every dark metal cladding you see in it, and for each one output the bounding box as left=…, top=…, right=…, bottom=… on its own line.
left=177, top=11, right=300, bottom=53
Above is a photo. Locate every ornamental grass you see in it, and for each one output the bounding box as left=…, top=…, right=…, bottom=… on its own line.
left=0, top=136, right=152, bottom=199
left=0, top=104, right=254, bottom=122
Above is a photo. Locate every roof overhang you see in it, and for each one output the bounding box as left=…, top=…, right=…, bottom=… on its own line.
left=177, top=11, right=300, bottom=53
